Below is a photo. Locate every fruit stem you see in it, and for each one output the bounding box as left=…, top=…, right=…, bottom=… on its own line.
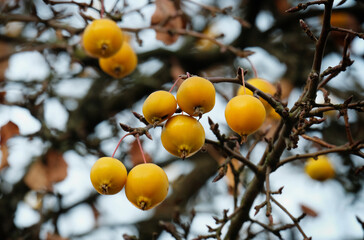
left=100, top=0, right=105, bottom=18
left=169, top=76, right=181, bottom=93
left=246, top=57, right=258, bottom=78
left=136, top=134, right=148, bottom=164
left=112, top=133, right=132, bottom=158
left=241, top=67, right=246, bottom=95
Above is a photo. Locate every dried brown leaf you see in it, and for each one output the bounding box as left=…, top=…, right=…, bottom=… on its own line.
left=300, top=204, right=318, bottom=217
left=24, top=160, right=52, bottom=191
left=170, top=58, right=184, bottom=82
left=45, top=149, right=68, bottom=183
left=0, top=91, right=6, bottom=104
left=226, top=159, right=241, bottom=195
left=24, top=150, right=67, bottom=191
left=0, top=41, right=13, bottom=82
left=151, top=0, right=185, bottom=45
left=129, top=139, right=152, bottom=166
left=0, top=121, right=20, bottom=144
left=46, top=233, right=69, bottom=240
left=1, top=144, right=9, bottom=170
left=0, top=121, right=20, bottom=171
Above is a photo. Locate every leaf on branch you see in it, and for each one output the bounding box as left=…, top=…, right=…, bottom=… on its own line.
left=24, top=160, right=52, bottom=191
left=24, top=149, right=68, bottom=191
left=0, top=91, right=6, bottom=104
left=45, top=149, right=68, bottom=183
left=274, top=0, right=292, bottom=14
left=151, top=0, right=186, bottom=45
left=0, top=121, right=20, bottom=171
left=0, top=41, right=12, bottom=82
left=0, top=121, right=20, bottom=144
left=129, top=139, right=152, bottom=166
left=170, top=58, right=185, bottom=83
left=300, top=204, right=318, bottom=217
left=122, top=234, right=139, bottom=240
left=46, top=233, right=69, bottom=240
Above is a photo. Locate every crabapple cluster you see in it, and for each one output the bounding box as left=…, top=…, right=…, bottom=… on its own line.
left=143, top=76, right=216, bottom=159
left=82, top=18, right=137, bottom=79
left=90, top=157, right=169, bottom=211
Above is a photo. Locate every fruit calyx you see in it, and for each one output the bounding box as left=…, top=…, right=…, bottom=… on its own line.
left=137, top=196, right=151, bottom=210
left=101, top=183, right=110, bottom=194
left=178, top=145, right=191, bottom=159
left=100, top=41, right=110, bottom=55
left=151, top=114, right=169, bottom=126
left=113, top=66, right=123, bottom=76
left=193, top=106, right=204, bottom=118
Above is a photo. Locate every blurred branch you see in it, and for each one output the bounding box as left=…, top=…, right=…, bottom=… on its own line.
left=123, top=26, right=254, bottom=58
left=286, top=1, right=326, bottom=13
left=278, top=142, right=364, bottom=167
left=0, top=13, right=81, bottom=35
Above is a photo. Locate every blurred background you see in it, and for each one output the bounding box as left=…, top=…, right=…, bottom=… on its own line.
left=0, top=0, right=364, bottom=239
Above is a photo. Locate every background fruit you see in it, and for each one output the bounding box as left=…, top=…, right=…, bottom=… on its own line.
left=125, top=163, right=169, bottom=211
left=328, top=12, right=360, bottom=46
left=177, top=76, right=216, bottom=117
left=99, top=41, right=137, bottom=78
left=195, top=25, right=219, bottom=51
left=161, top=115, right=205, bottom=159
left=90, top=157, right=127, bottom=195
left=237, top=78, right=276, bottom=110
left=82, top=18, right=123, bottom=58
left=142, top=90, right=177, bottom=124
left=225, top=95, right=266, bottom=137
left=305, top=155, right=335, bottom=181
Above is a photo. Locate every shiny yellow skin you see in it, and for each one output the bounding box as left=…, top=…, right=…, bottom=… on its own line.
left=142, top=90, right=177, bottom=124
left=99, top=41, right=137, bottom=78
left=177, top=76, right=216, bottom=117
left=125, top=163, right=169, bottom=211
left=237, top=78, right=276, bottom=110
left=195, top=26, right=217, bottom=51
left=90, top=157, right=127, bottom=195
left=269, top=108, right=281, bottom=120
left=225, top=95, right=266, bottom=137
left=161, top=115, right=205, bottom=159
left=305, top=155, right=335, bottom=181
left=82, top=19, right=123, bottom=58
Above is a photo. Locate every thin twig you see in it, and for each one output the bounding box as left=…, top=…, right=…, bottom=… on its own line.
left=271, top=196, right=310, bottom=240
left=278, top=143, right=362, bottom=167
left=265, top=166, right=273, bottom=224
left=122, top=26, right=254, bottom=58
left=342, top=108, right=354, bottom=145
left=301, top=134, right=336, bottom=148
left=205, top=138, right=260, bottom=176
